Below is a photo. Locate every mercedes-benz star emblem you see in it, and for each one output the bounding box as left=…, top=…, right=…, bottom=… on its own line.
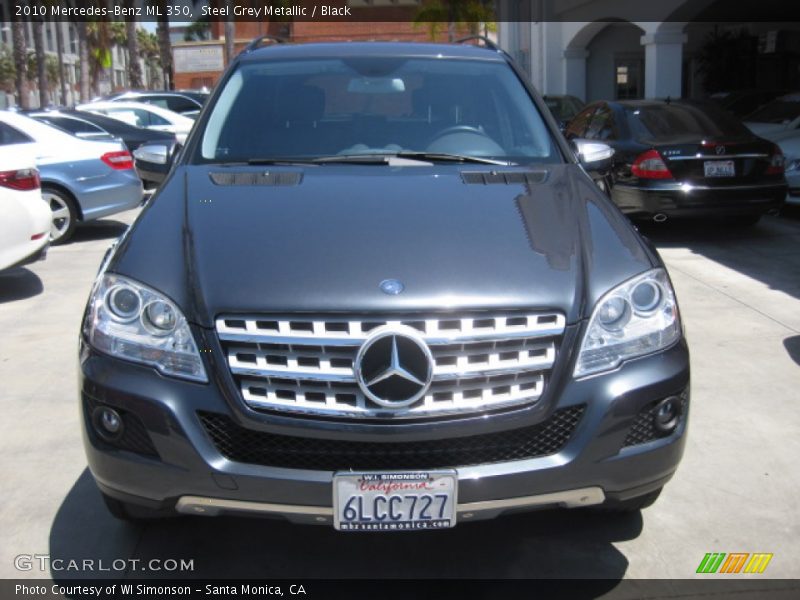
left=379, top=279, right=405, bottom=295
left=355, top=326, right=433, bottom=408
left=716, top=145, right=726, bottom=155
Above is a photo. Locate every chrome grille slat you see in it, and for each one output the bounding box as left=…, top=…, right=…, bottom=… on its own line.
left=218, top=312, right=564, bottom=419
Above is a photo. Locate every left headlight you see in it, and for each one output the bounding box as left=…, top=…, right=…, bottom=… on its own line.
left=83, top=273, right=208, bottom=382
left=574, top=268, right=681, bottom=377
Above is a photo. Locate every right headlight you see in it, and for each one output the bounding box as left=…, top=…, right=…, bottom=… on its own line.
left=574, top=268, right=681, bottom=377
left=82, top=273, right=207, bottom=382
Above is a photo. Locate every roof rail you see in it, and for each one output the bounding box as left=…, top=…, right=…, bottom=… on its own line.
left=454, top=35, right=498, bottom=51
left=242, top=34, right=288, bottom=54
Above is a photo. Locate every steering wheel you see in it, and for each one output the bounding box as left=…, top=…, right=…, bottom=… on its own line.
left=431, top=125, right=487, bottom=139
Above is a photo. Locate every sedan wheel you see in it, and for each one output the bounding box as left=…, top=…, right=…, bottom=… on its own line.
left=43, top=187, right=77, bottom=245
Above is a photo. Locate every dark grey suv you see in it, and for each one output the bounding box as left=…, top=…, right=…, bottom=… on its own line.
left=80, top=40, right=689, bottom=530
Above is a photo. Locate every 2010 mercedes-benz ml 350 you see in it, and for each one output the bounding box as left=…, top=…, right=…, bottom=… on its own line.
left=80, top=39, right=689, bottom=531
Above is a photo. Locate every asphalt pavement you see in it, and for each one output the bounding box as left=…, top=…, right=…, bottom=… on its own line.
left=1, top=208, right=799, bottom=584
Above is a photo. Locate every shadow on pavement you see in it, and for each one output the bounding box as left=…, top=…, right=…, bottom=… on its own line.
left=783, top=335, right=800, bottom=366
left=0, top=267, right=44, bottom=304
left=637, top=215, right=800, bottom=302
left=66, top=219, right=130, bottom=245
left=51, top=468, right=636, bottom=587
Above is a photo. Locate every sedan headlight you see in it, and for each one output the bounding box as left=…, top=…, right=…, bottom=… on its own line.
left=784, top=157, right=800, bottom=172
left=574, top=268, right=681, bottom=377
left=83, top=273, right=207, bottom=382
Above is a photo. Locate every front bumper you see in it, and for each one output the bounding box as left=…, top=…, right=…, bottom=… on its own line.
left=80, top=336, right=690, bottom=525
left=613, top=181, right=786, bottom=217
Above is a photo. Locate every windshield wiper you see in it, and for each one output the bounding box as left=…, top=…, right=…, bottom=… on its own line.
left=395, top=152, right=515, bottom=166
left=309, top=153, right=514, bottom=166
left=245, top=158, right=319, bottom=166
left=309, top=154, right=397, bottom=164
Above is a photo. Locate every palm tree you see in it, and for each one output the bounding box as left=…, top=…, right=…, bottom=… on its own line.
left=125, top=0, right=144, bottom=89
left=32, top=19, right=48, bottom=107
left=224, top=0, right=235, bottom=66
left=55, top=22, right=67, bottom=105
left=11, top=18, right=29, bottom=108
left=77, top=21, right=90, bottom=102
left=156, top=13, right=173, bottom=89
left=137, top=28, right=162, bottom=89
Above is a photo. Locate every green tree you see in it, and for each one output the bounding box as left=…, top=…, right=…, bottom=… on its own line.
left=183, top=19, right=211, bottom=42
left=414, top=0, right=496, bottom=42
left=0, top=47, right=16, bottom=94
left=137, top=28, right=162, bottom=89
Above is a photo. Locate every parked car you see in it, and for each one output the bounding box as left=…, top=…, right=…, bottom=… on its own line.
left=0, top=111, right=142, bottom=244
left=29, top=109, right=176, bottom=189
left=767, top=129, right=800, bottom=205
left=77, top=101, right=194, bottom=145
left=565, top=99, right=787, bottom=225
left=28, top=109, right=176, bottom=152
left=0, top=146, right=50, bottom=272
left=708, top=89, right=786, bottom=119
left=743, top=92, right=800, bottom=137
left=81, top=40, right=689, bottom=528
left=543, top=94, right=585, bottom=129
left=98, top=90, right=209, bottom=117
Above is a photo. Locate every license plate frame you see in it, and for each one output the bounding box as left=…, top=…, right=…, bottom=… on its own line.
left=704, top=160, right=735, bottom=177
left=333, top=470, right=458, bottom=532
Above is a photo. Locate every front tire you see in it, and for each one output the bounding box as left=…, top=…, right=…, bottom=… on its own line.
left=43, top=186, right=78, bottom=244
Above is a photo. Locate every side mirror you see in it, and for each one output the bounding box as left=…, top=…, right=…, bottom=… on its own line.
left=133, top=141, right=179, bottom=188
left=572, top=139, right=615, bottom=172
left=133, top=143, right=171, bottom=165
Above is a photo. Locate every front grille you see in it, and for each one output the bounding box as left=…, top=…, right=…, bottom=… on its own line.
left=215, top=312, right=565, bottom=419
left=198, top=405, right=585, bottom=471
left=83, top=396, right=159, bottom=458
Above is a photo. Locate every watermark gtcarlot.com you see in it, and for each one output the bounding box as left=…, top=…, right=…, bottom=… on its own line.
left=14, top=554, right=194, bottom=573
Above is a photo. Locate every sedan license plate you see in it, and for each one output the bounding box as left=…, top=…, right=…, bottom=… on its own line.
left=704, top=160, right=735, bottom=177
left=333, top=471, right=457, bottom=531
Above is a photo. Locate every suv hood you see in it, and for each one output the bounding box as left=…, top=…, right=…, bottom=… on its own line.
left=112, top=164, right=654, bottom=328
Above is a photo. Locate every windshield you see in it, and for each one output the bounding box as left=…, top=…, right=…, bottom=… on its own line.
left=625, top=103, right=752, bottom=141
left=746, top=96, right=800, bottom=124
left=198, top=56, right=560, bottom=164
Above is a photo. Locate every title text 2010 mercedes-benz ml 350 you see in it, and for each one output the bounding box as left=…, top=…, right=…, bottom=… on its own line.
left=80, top=39, right=690, bottom=531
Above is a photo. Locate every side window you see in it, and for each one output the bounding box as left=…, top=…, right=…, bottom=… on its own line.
left=141, top=96, right=170, bottom=110
left=166, top=97, right=199, bottom=113
left=564, top=106, right=596, bottom=139
left=145, top=111, right=170, bottom=126
left=585, top=107, right=617, bottom=141
left=0, top=122, right=34, bottom=145
left=49, top=117, right=104, bottom=135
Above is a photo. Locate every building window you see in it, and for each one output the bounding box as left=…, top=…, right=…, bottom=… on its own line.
left=614, top=58, right=643, bottom=100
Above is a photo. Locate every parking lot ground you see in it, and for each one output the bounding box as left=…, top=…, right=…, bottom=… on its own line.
left=1, top=210, right=799, bottom=583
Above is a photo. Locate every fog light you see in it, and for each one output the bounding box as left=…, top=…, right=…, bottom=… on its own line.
left=92, top=406, right=124, bottom=441
left=653, top=396, right=681, bottom=434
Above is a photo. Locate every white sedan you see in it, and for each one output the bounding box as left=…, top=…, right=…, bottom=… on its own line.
left=77, top=101, right=194, bottom=144
left=0, top=147, right=50, bottom=272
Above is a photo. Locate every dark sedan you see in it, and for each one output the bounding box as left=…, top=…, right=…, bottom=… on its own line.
left=28, top=109, right=176, bottom=153
left=565, top=99, right=787, bottom=225
left=30, top=110, right=176, bottom=188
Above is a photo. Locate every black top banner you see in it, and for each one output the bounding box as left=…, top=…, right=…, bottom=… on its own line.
left=8, top=0, right=800, bottom=24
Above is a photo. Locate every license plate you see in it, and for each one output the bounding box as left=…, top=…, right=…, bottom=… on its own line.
left=333, top=470, right=457, bottom=531
left=704, top=160, right=735, bottom=177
